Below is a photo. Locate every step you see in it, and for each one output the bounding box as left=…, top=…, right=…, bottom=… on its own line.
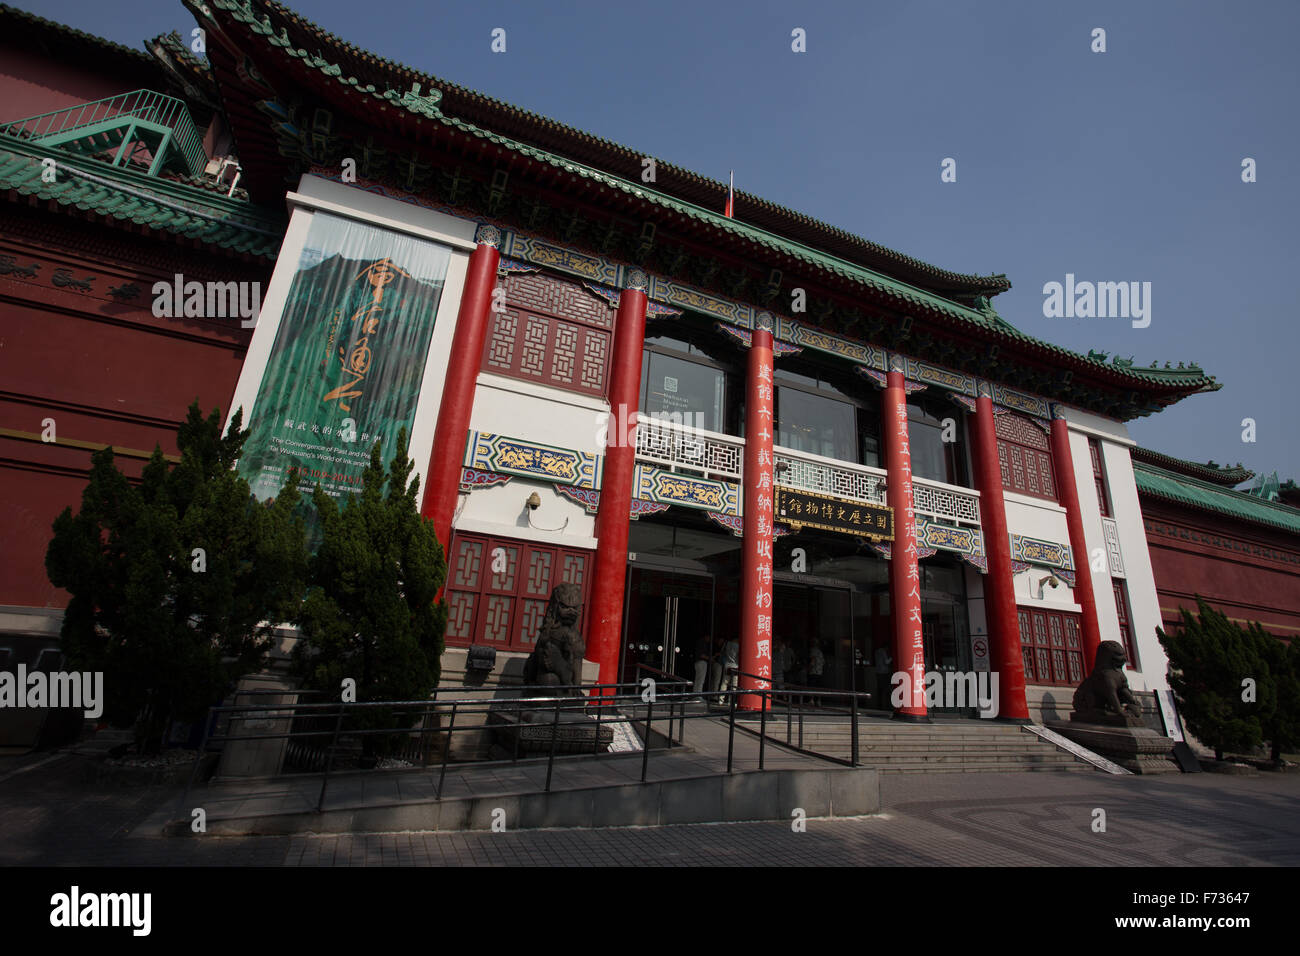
left=737, top=721, right=1029, bottom=734
left=816, top=750, right=1080, bottom=763
left=875, top=762, right=1091, bottom=774
left=754, top=736, right=1057, bottom=749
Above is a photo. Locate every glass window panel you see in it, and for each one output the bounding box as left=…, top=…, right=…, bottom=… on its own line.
left=907, top=419, right=949, bottom=483
left=777, top=387, right=855, bottom=462
left=642, top=352, right=725, bottom=433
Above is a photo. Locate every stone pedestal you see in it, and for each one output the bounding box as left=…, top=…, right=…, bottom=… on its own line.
left=487, top=706, right=614, bottom=755
left=1047, top=714, right=1179, bottom=774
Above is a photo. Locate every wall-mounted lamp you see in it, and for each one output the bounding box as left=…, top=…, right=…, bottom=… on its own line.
left=524, top=489, right=570, bottom=533
left=1035, top=572, right=1062, bottom=599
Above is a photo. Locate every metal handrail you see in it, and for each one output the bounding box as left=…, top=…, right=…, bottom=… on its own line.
left=0, top=89, right=207, bottom=177
left=732, top=668, right=871, bottom=769
left=178, top=676, right=862, bottom=818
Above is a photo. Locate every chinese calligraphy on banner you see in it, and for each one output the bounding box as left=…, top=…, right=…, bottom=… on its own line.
left=742, top=332, right=776, bottom=703
left=236, top=212, right=452, bottom=541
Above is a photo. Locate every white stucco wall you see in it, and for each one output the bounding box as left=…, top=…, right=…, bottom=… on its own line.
left=1057, top=406, right=1168, bottom=692
left=1003, top=491, right=1082, bottom=615
left=1101, top=441, right=1167, bottom=691
left=454, top=372, right=606, bottom=549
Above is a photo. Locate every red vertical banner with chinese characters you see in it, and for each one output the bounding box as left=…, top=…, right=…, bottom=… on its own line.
left=740, top=314, right=776, bottom=711
left=884, top=366, right=927, bottom=719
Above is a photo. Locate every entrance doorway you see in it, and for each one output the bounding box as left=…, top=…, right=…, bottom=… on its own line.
left=621, top=566, right=714, bottom=687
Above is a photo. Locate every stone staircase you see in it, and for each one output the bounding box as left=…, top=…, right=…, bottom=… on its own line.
left=735, top=716, right=1097, bottom=773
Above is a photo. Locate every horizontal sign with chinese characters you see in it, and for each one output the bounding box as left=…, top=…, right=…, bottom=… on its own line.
left=774, top=486, right=894, bottom=541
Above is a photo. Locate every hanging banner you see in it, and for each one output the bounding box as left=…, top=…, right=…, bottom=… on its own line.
left=235, top=212, right=451, bottom=534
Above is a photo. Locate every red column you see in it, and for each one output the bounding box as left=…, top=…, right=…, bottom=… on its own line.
left=1049, top=407, right=1103, bottom=672
left=969, top=388, right=1030, bottom=721
left=739, top=314, right=776, bottom=711
left=587, top=269, right=649, bottom=693
left=882, top=366, right=927, bottom=720
left=420, top=225, right=501, bottom=549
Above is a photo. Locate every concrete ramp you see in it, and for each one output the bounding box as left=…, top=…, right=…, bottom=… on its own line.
left=149, top=750, right=878, bottom=835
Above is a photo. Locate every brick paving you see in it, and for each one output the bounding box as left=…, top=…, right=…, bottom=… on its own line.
left=2, top=751, right=1298, bottom=866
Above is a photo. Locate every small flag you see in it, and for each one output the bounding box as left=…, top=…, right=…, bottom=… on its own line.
left=724, top=170, right=734, bottom=218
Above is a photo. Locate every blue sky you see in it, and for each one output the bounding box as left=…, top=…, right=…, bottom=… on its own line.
left=25, top=0, right=1300, bottom=483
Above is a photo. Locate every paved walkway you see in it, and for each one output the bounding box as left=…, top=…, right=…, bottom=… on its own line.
left=2, top=746, right=1298, bottom=866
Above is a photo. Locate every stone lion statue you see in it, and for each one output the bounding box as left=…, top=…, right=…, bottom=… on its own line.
left=1072, top=640, right=1143, bottom=720
left=521, top=583, right=585, bottom=693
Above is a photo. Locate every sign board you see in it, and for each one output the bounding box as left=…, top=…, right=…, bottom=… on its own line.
left=774, top=486, right=893, bottom=541
left=1155, top=689, right=1185, bottom=742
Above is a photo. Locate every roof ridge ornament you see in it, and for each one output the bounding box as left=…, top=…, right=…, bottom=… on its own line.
left=400, top=82, right=443, bottom=119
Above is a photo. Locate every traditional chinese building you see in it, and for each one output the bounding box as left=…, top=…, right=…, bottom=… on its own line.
left=1, top=0, right=1229, bottom=726
left=1134, top=449, right=1300, bottom=642
left=0, top=4, right=281, bottom=695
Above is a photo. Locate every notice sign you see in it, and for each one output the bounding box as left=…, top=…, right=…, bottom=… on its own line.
left=774, top=486, right=893, bottom=541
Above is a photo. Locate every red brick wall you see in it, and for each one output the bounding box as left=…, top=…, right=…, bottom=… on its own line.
left=1142, top=499, right=1300, bottom=641
left=0, top=211, right=271, bottom=609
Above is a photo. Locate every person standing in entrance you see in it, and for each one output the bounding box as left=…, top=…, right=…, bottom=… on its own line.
left=720, top=633, right=740, bottom=703
left=808, top=640, right=825, bottom=706
left=875, top=642, right=893, bottom=711
left=693, top=634, right=713, bottom=696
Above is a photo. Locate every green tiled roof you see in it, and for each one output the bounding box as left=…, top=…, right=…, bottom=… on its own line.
left=200, top=0, right=1010, bottom=296
left=1134, top=461, right=1300, bottom=535
left=1131, top=446, right=1254, bottom=485
left=199, top=0, right=1220, bottom=402
left=0, top=139, right=285, bottom=258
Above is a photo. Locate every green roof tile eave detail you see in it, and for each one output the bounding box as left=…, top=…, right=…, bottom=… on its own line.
left=202, top=0, right=1011, bottom=296
left=419, top=109, right=1222, bottom=396
left=1132, top=446, right=1255, bottom=485
left=207, top=0, right=1221, bottom=399
left=0, top=141, right=285, bottom=258
left=1134, top=462, right=1300, bottom=535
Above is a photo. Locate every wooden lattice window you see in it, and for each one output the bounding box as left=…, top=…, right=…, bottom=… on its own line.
left=1089, top=438, right=1111, bottom=516
left=444, top=531, right=593, bottom=652
left=480, top=271, right=613, bottom=397
left=1113, top=579, right=1137, bottom=666
left=995, top=413, right=1056, bottom=501
left=1019, top=607, right=1084, bottom=686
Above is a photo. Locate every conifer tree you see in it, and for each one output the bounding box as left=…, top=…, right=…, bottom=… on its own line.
left=45, top=403, right=308, bottom=752
left=1255, top=625, right=1300, bottom=766
left=1157, top=598, right=1267, bottom=761
left=292, top=428, right=447, bottom=758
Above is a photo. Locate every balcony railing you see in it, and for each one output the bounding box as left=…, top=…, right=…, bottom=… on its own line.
left=633, top=414, right=743, bottom=481
left=631, top=416, right=982, bottom=529
left=912, top=476, right=981, bottom=527
left=0, top=89, right=208, bottom=178
left=774, top=445, right=887, bottom=506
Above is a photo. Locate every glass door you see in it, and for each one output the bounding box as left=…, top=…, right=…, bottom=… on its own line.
left=622, top=566, right=714, bottom=687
